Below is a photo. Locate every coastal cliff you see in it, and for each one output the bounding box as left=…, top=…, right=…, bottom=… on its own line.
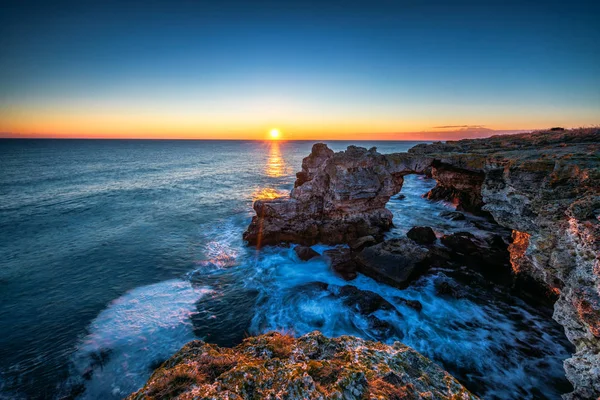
left=128, top=331, right=476, bottom=400
left=405, top=129, right=600, bottom=400
left=243, top=128, right=599, bottom=399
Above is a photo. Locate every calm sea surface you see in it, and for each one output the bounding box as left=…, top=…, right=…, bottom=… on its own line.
left=0, top=140, right=573, bottom=399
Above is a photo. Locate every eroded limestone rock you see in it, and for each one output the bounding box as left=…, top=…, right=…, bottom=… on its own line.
left=243, top=144, right=404, bottom=247
left=128, top=331, right=477, bottom=400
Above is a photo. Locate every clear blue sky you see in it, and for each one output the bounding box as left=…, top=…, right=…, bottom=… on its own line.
left=1, top=0, right=599, bottom=139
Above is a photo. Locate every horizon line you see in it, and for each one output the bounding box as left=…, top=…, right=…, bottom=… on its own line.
left=0, top=128, right=537, bottom=142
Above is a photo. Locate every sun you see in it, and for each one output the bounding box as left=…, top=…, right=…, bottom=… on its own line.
left=269, top=128, right=281, bottom=140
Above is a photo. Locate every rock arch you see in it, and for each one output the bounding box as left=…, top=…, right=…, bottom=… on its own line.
left=243, top=129, right=600, bottom=398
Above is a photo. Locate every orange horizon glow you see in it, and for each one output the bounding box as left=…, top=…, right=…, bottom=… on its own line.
left=0, top=111, right=595, bottom=141
left=0, top=126, right=574, bottom=141
left=0, top=123, right=558, bottom=141
left=2, top=101, right=596, bottom=140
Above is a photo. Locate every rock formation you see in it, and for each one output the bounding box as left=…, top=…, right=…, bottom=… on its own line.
left=407, top=129, right=599, bottom=399
left=355, top=238, right=430, bottom=289
left=294, top=245, right=320, bottom=261
left=243, top=128, right=599, bottom=398
left=406, top=226, right=437, bottom=245
left=243, top=144, right=404, bottom=247
left=128, top=331, right=477, bottom=400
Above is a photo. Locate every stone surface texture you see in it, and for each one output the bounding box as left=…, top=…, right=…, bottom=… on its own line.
left=409, top=128, right=600, bottom=399
left=128, top=331, right=477, bottom=400
left=243, top=144, right=405, bottom=247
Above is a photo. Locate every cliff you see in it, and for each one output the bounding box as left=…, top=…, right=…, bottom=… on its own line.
left=128, top=331, right=476, bottom=400
left=405, top=129, right=600, bottom=400
left=243, top=128, right=599, bottom=399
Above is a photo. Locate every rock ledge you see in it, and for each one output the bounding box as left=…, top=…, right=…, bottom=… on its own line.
left=128, top=331, right=477, bottom=400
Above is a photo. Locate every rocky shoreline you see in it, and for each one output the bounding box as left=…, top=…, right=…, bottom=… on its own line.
left=136, top=128, right=598, bottom=399
left=129, top=331, right=477, bottom=400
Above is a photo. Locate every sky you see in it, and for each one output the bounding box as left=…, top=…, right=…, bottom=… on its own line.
left=1, top=0, right=599, bottom=140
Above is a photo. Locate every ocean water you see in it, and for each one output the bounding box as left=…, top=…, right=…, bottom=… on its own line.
left=0, top=139, right=573, bottom=399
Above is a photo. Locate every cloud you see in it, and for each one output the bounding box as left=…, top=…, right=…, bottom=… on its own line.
left=432, top=125, right=485, bottom=129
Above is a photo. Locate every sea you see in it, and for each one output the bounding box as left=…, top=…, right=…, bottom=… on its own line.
left=0, top=139, right=574, bottom=399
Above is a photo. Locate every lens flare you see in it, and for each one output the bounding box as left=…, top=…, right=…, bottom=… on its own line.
left=269, top=129, right=281, bottom=139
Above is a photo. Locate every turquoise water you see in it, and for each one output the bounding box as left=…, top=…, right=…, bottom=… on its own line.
left=0, top=140, right=572, bottom=399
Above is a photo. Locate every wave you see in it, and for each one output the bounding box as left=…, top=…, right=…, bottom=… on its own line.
left=66, top=279, right=211, bottom=400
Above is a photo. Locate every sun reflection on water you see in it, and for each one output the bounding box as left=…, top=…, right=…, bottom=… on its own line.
left=251, top=141, right=291, bottom=201
left=265, top=141, right=288, bottom=178
left=252, top=187, right=288, bottom=201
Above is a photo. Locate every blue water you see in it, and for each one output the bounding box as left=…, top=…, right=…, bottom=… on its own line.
left=0, top=139, right=573, bottom=399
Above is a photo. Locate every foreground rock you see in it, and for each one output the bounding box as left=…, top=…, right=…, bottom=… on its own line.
left=349, top=235, right=377, bottom=251
left=128, top=331, right=477, bottom=400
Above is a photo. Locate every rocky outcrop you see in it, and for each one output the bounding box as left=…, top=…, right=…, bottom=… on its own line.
left=425, top=163, right=486, bottom=214
left=243, top=144, right=418, bottom=247
left=129, top=331, right=477, bottom=400
left=408, top=128, right=600, bottom=399
left=243, top=128, right=599, bottom=398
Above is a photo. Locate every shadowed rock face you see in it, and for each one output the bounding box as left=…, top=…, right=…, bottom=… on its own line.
left=407, top=129, right=599, bottom=399
left=243, top=128, right=599, bottom=398
left=128, top=331, right=477, bottom=400
left=410, top=128, right=600, bottom=400
left=356, top=238, right=430, bottom=289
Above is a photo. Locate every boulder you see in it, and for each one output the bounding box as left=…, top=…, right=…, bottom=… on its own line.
left=336, top=285, right=397, bottom=315
left=356, top=238, right=430, bottom=288
left=440, top=211, right=466, bottom=221
left=406, top=226, right=437, bottom=244
left=393, top=296, right=423, bottom=312
left=294, top=245, right=319, bottom=261
left=348, top=235, right=377, bottom=251
left=440, top=231, right=481, bottom=255
left=440, top=232, right=512, bottom=283
left=365, top=315, right=401, bottom=340
left=323, top=248, right=358, bottom=280
left=434, top=274, right=466, bottom=299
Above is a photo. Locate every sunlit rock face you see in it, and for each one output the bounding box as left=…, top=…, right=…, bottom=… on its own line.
left=128, top=331, right=477, bottom=400
left=243, top=144, right=408, bottom=247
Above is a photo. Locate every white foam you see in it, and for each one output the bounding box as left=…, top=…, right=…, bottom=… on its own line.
left=70, top=279, right=211, bottom=399
left=244, top=244, right=572, bottom=399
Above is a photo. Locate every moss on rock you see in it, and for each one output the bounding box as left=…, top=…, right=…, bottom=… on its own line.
left=128, top=331, right=477, bottom=400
